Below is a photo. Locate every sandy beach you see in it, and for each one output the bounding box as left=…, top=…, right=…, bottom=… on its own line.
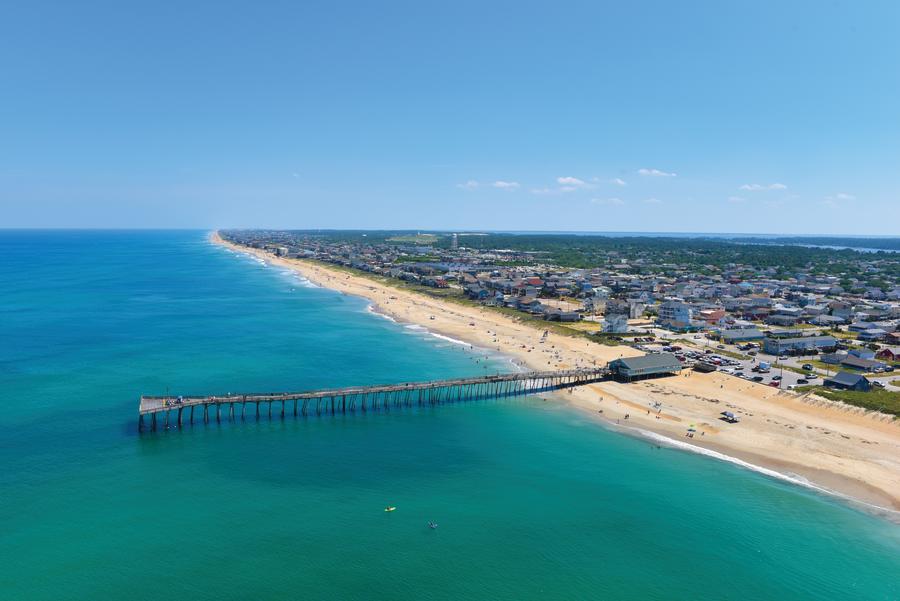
left=213, top=232, right=900, bottom=515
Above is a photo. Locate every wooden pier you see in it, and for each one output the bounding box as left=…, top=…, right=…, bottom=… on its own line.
left=138, top=367, right=609, bottom=432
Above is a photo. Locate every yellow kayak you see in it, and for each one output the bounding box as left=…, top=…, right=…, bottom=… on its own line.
left=384, top=506, right=396, bottom=512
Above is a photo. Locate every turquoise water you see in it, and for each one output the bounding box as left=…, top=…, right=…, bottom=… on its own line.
left=1, top=230, right=898, bottom=600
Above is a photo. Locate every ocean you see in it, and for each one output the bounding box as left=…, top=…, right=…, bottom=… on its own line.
left=1, top=230, right=897, bottom=600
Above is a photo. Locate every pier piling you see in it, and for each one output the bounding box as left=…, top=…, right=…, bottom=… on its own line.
left=138, top=367, right=609, bottom=432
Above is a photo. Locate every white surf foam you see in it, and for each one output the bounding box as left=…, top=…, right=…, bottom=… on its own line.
left=296, top=278, right=320, bottom=288
left=430, top=333, right=472, bottom=347
left=631, top=427, right=900, bottom=518
left=283, top=270, right=319, bottom=288
left=366, top=304, right=397, bottom=322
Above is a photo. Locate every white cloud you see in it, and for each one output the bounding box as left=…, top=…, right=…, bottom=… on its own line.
left=456, top=180, right=479, bottom=190
left=533, top=175, right=608, bottom=195
left=638, top=168, right=677, bottom=177
left=739, top=183, right=787, bottom=191
left=592, top=197, right=625, bottom=206
left=823, top=192, right=856, bottom=207
left=642, top=197, right=662, bottom=204
left=531, top=187, right=557, bottom=195
left=727, top=196, right=745, bottom=203
left=610, top=177, right=627, bottom=186
left=291, top=172, right=300, bottom=179
left=492, top=180, right=520, bottom=190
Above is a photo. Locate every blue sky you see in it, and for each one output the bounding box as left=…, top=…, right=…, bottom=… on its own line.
left=1, top=1, right=898, bottom=234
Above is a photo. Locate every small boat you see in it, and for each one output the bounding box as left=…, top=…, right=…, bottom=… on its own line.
left=428, top=521, right=438, bottom=529
left=384, top=506, right=396, bottom=512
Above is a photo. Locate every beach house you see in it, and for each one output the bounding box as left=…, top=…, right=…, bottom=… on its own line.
left=823, top=372, right=872, bottom=392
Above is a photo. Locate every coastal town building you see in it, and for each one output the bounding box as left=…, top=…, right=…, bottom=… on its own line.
left=718, top=328, right=765, bottom=344
left=657, top=300, right=693, bottom=328
left=823, top=372, right=872, bottom=392
left=608, top=353, right=683, bottom=382
left=763, top=335, right=838, bottom=355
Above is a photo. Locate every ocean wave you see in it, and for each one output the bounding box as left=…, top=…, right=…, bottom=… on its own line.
left=277, top=268, right=319, bottom=289
left=632, top=427, right=900, bottom=518
left=295, top=276, right=320, bottom=288
left=366, top=304, right=397, bottom=322
left=359, top=304, right=514, bottom=371
left=429, top=333, right=472, bottom=347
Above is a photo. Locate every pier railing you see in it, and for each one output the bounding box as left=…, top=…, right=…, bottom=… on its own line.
left=138, top=367, right=609, bottom=431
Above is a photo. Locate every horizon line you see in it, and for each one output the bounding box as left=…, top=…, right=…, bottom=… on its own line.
left=2, top=227, right=900, bottom=239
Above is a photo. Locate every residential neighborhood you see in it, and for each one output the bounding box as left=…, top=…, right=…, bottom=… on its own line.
left=221, top=230, right=900, bottom=404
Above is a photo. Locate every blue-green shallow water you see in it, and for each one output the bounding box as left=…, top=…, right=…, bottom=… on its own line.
left=1, top=231, right=898, bottom=601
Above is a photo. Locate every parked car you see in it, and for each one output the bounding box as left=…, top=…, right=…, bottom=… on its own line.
left=802, top=364, right=814, bottom=370
left=873, top=381, right=885, bottom=388
left=772, top=375, right=782, bottom=381
left=752, top=376, right=764, bottom=382
left=797, top=379, right=809, bottom=384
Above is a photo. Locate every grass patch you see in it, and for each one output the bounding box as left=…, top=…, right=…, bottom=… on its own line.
left=828, top=329, right=858, bottom=340
left=712, top=348, right=751, bottom=360
left=769, top=363, right=811, bottom=376
left=387, top=233, right=438, bottom=244
left=794, top=386, right=900, bottom=418
left=802, top=359, right=845, bottom=374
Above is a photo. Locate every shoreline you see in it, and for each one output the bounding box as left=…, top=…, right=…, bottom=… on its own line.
left=211, top=231, right=900, bottom=517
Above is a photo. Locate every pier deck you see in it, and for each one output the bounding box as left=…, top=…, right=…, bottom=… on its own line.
left=138, top=367, right=608, bottom=431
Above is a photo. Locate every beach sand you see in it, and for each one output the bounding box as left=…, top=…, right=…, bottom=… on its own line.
left=213, top=233, right=900, bottom=514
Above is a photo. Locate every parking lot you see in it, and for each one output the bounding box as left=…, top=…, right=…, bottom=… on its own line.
left=631, top=326, right=898, bottom=391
